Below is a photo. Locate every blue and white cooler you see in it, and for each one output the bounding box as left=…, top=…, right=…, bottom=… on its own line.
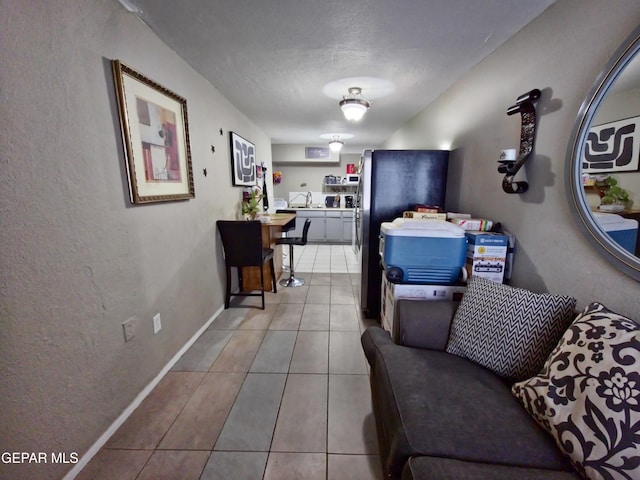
left=379, top=218, right=467, bottom=284
left=593, top=212, right=639, bottom=254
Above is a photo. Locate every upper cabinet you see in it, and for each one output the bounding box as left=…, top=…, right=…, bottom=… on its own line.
left=272, top=144, right=340, bottom=164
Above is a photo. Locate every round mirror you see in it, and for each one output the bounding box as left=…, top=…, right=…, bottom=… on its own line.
left=566, top=25, right=640, bottom=282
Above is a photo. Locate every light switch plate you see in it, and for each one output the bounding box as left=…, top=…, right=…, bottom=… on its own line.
left=153, top=313, right=162, bottom=334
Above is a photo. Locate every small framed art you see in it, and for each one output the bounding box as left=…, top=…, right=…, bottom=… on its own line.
left=230, top=132, right=256, bottom=186
left=583, top=116, right=640, bottom=173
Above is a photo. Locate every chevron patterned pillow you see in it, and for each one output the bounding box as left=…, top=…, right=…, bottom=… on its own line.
left=445, top=277, right=576, bottom=382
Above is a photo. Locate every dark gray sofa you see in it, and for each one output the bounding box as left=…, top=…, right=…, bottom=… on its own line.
left=361, top=299, right=579, bottom=480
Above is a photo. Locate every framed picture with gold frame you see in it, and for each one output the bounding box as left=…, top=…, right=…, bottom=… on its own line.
left=112, top=60, right=195, bottom=203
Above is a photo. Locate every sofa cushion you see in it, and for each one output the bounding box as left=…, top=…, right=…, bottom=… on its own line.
left=512, top=302, right=640, bottom=480
left=362, top=327, right=572, bottom=479
left=446, top=277, right=576, bottom=381
left=401, top=456, right=579, bottom=480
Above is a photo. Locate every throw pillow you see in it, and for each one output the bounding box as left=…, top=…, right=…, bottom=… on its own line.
left=445, top=276, right=576, bottom=381
left=512, top=302, right=640, bottom=480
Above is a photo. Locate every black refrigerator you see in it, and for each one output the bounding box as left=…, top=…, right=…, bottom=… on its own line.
left=356, top=149, right=449, bottom=319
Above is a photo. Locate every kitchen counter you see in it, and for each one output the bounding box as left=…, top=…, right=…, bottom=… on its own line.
left=287, top=206, right=354, bottom=212
left=257, top=212, right=298, bottom=224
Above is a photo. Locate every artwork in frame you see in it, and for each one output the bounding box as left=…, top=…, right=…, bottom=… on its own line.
left=112, top=60, right=195, bottom=204
left=305, top=146, right=331, bottom=159
left=583, top=115, right=640, bottom=173
left=230, top=132, right=256, bottom=186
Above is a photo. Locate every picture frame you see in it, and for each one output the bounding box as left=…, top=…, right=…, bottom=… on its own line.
left=305, top=146, right=331, bottom=159
left=112, top=60, right=195, bottom=204
left=583, top=115, right=640, bottom=173
left=230, top=131, right=256, bottom=186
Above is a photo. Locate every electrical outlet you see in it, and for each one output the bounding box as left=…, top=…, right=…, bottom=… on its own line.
left=122, top=317, right=136, bottom=342
left=153, top=313, right=162, bottom=334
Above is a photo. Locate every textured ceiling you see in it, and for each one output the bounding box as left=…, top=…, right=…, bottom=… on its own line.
left=123, top=0, right=556, bottom=153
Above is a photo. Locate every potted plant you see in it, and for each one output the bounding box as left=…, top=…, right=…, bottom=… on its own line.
left=595, top=176, right=630, bottom=212
left=241, top=187, right=263, bottom=219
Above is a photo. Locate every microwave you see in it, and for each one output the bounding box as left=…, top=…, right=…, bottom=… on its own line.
left=344, top=174, right=360, bottom=185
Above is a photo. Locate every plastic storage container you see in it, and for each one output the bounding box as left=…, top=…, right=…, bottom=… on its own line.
left=380, top=218, right=467, bottom=284
left=593, top=212, right=638, bottom=254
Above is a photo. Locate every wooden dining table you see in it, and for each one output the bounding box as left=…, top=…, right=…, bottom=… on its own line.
left=241, top=212, right=296, bottom=291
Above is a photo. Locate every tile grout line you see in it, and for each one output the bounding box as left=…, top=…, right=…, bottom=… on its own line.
left=77, top=251, right=379, bottom=479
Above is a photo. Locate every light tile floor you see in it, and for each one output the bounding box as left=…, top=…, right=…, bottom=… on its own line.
left=76, top=252, right=382, bottom=480
left=287, top=244, right=360, bottom=274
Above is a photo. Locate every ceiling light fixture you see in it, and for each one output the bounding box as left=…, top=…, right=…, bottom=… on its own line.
left=329, top=136, right=344, bottom=153
left=339, top=87, right=371, bottom=122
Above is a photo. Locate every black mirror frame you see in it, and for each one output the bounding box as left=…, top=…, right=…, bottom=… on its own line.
left=565, top=24, right=640, bottom=282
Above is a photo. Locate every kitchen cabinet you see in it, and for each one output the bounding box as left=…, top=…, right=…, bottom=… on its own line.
left=325, top=211, right=342, bottom=241
left=293, top=211, right=325, bottom=241
left=289, top=209, right=354, bottom=243
left=342, top=211, right=353, bottom=243
left=307, top=217, right=326, bottom=242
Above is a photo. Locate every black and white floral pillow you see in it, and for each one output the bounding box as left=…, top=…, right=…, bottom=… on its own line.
left=512, top=302, right=640, bottom=480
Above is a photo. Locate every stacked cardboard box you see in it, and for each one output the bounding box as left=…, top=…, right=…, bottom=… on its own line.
left=402, top=211, right=447, bottom=220
left=450, top=217, right=494, bottom=231
left=380, top=275, right=466, bottom=335
left=464, top=231, right=511, bottom=283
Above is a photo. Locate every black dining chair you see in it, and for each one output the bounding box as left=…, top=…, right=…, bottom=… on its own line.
left=276, top=218, right=311, bottom=287
left=216, top=220, right=277, bottom=309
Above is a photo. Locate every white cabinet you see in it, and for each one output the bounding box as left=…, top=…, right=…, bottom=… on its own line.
left=342, top=211, right=353, bottom=243
left=295, top=211, right=325, bottom=242
left=292, top=209, right=355, bottom=243
left=325, top=211, right=342, bottom=241
left=307, top=221, right=326, bottom=242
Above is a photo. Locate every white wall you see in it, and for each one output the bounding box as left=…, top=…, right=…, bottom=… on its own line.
left=272, top=147, right=360, bottom=200
left=385, top=0, right=640, bottom=316
left=0, top=1, right=272, bottom=479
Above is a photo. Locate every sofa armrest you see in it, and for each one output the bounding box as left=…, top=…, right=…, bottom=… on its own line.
left=361, top=325, right=394, bottom=370
left=393, top=299, right=458, bottom=350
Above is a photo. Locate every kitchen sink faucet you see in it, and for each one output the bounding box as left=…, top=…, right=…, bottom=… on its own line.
left=305, top=191, right=312, bottom=208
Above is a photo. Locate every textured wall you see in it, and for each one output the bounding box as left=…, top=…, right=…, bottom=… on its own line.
left=386, top=0, right=640, bottom=317
left=272, top=147, right=360, bottom=200
left=0, top=1, right=272, bottom=479
left=3, top=1, right=640, bottom=479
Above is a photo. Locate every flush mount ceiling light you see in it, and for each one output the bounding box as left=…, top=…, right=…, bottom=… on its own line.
left=339, top=87, right=371, bottom=122
left=328, top=136, right=344, bottom=153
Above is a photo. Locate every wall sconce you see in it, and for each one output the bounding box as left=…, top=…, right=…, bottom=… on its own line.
left=498, top=89, right=541, bottom=194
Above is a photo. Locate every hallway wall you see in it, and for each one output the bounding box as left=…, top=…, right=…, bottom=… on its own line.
left=3, top=1, right=640, bottom=479
left=0, top=1, right=272, bottom=479
left=386, top=0, right=640, bottom=316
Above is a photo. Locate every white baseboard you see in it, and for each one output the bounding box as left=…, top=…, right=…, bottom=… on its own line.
left=63, top=306, right=224, bottom=480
